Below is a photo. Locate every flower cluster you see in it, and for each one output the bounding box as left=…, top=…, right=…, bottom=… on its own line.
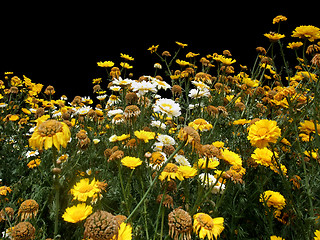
left=1, top=15, right=320, bottom=239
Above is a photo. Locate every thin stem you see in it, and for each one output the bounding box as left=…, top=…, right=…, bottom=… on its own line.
left=126, top=140, right=186, bottom=222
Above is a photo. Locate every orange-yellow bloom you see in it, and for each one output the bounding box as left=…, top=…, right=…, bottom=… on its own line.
left=29, top=119, right=71, bottom=151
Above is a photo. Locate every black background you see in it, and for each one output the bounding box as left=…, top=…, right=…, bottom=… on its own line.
left=1, top=3, right=318, bottom=100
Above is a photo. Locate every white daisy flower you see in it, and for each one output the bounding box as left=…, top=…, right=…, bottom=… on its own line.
left=26, top=150, right=39, bottom=158
left=153, top=98, right=181, bottom=118
left=157, top=134, right=176, bottom=146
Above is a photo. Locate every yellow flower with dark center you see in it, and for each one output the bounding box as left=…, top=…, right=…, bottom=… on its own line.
left=193, top=213, right=224, bottom=240
left=71, top=178, right=101, bottom=202
left=260, top=190, right=286, bottom=210
left=247, top=119, right=281, bottom=148
left=29, top=119, right=71, bottom=151
left=292, top=25, right=320, bottom=42
left=62, top=203, right=93, bottom=223
left=121, top=156, right=142, bottom=169
left=159, top=163, right=184, bottom=181
left=134, top=130, right=155, bottom=143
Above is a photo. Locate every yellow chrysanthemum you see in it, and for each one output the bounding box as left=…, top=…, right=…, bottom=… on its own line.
left=287, top=42, right=303, bottom=49
left=121, top=156, right=142, bottom=169
left=134, top=130, right=155, bottom=143
left=221, top=149, right=242, bottom=166
left=194, top=157, right=220, bottom=169
left=29, top=119, right=71, bottom=151
left=260, top=190, right=286, bottom=210
left=247, top=119, right=281, bottom=148
left=292, top=25, right=320, bottom=42
left=251, top=148, right=274, bottom=167
left=193, top=213, right=224, bottom=240
left=71, top=178, right=101, bottom=202
left=62, top=203, right=92, bottom=223
left=272, top=15, right=287, bottom=24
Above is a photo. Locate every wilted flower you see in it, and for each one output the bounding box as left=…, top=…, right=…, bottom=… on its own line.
left=84, top=210, right=119, bottom=240
left=168, top=207, right=192, bottom=240
left=18, top=199, right=39, bottom=221
left=11, top=221, right=35, bottom=240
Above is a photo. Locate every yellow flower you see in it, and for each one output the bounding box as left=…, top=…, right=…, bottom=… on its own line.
left=176, top=59, right=191, bottom=66
left=188, top=119, right=213, bottom=132
left=313, top=229, right=320, bottom=240
left=212, top=141, right=224, bottom=148
left=71, top=178, right=101, bottom=202
left=233, top=119, right=251, bottom=125
left=287, top=42, right=303, bottom=49
left=251, top=147, right=274, bottom=167
left=112, top=222, right=132, bottom=240
left=121, top=156, right=142, bottom=169
left=97, top=61, right=115, bottom=67
left=264, top=32, right=285, bottom=42
left=272, top=15, right=287, bottom=24
left=29, top=119, right=71, bottom=151
left=186, top=52, right=200, bottom=58
left=292, top=25, right=320, bottom=42
left=9, top=115, right=19, bottom=121
left=299, top=120, right=320, bottom=135
left=194, top=157, right=220, bottom=169
left=260, top=190, right=286, bottom=210
left=120, top=53, right=134, bottom=61
left=176, top=41, right=188, bottom=48
left=27, top=158, right=41, bottom=169
left=62, top=203, right=92, bottom=223
left=0, top=186, right=12, bottom=196
left=247, top=119, right=281, bottom=148
left=270, top=236, right=285, bottom=240
left=214, top=55, right=236, bottom=65
left=148, top=45, right=159, bottom=53
left=120, top=62, right=133, bottom=69
left=193, top=213, right=224, bottom=240
left=134, top=130, right=155, bottom=143
left=159, top=163, right=184, bottom=181
left=178, top=165, right=198, bottom=178
left=221, top=149, right=242, bottom=166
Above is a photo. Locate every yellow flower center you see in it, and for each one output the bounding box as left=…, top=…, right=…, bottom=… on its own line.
left=160, top=103, right=173, bottom=110
left=38, top=120, right=63, bottom=137
left=257, top=127, right=268, bottom=136
left=197, top=214, right=214, bottom=230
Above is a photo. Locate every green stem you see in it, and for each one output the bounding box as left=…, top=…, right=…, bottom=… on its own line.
left=52, top=147, right=60, bottom=239
left=126, top=140, right=186, bottom=222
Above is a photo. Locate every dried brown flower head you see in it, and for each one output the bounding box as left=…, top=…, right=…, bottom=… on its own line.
left=156, top=193, right=174, bottom=208
left=0, top=207, right=14, bottom=222
left=172, top=85, right=182, bottom=96
left=125, top=92, right=138, bottom=104
left=168, top=207, right=192, bottom=240
left=18, top=199, right=39, bottom=221
left=84, top=210, right=119, bottom=240
left=12, top=221, right=36, bottom=240
left=123, top=105, right=141, bottom=120
left=44, top=85, right=55, bottom=95
left=178, top=126, right=201, bottom=151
